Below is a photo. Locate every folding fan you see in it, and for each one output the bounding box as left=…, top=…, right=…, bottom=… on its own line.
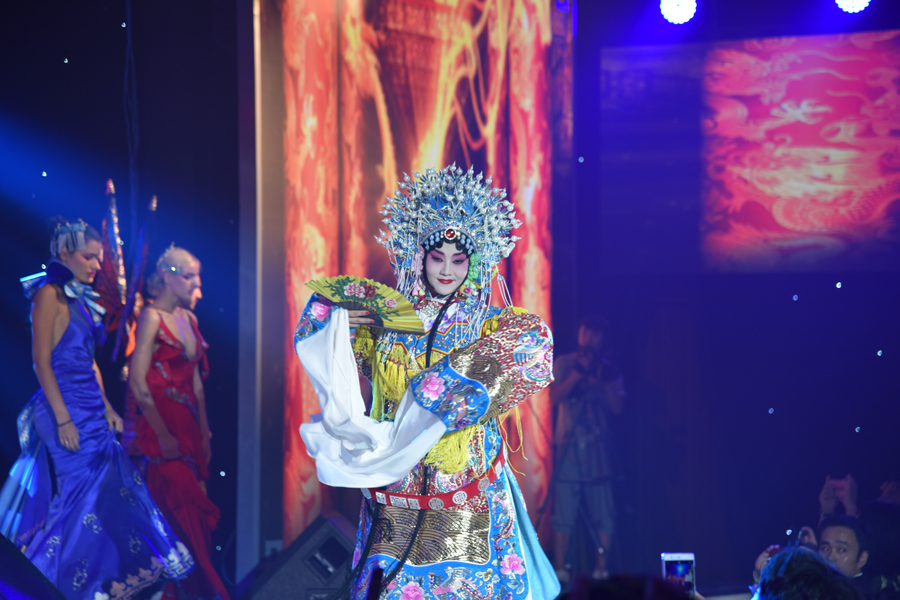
left=306, top=275, right=425, bottom=334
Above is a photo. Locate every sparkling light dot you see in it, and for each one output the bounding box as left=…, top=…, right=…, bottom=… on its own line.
left=578, top=156, right=585, bottom=163
left=42, top=171, right=47, bottom=177
left=836, top=0, right=871, bottom=13
left=877, top=350, right=883, bottom=356
left=219, top=471, right=225, bottom=477
left=786, top=529, right=793, bottom=536
left=768, top=408, right=774, bottom=414
left=792, top=295, right=798, bottom=301
left=216, top=545, right=222, bottom=551
left=836, top=282, right=842, bottom=289
left=660, top=0, right=697, bottom=24
left=121, top=22, right=127, bottom=27
left=41, top=264, right=46, bottom=269
left=63, top=58, right=68, bottom=64
left=855, top=427, right=860, bottom=432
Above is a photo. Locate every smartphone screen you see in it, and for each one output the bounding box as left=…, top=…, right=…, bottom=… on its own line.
left=661, top=553, right=696, bottom=599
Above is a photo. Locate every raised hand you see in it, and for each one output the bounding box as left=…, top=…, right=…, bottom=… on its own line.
left=819, top=476, right=837, bottom=515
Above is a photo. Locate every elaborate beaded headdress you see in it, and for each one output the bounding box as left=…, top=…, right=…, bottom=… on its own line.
left=377, top=164, right=520, bottom=294
left=375, top=164, right=521, bottom=350
left=49, top=221, right=88, bottom=257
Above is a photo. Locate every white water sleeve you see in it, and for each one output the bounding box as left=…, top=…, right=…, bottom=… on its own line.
left=296, top=308, right=446, bottom=488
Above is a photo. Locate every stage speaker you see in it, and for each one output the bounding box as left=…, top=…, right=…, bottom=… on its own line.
left=238, top=514, right=356, bottom=600
left=0, top=535, right=66, bottom=600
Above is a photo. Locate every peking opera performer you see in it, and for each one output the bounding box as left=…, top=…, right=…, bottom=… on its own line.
left=293, top=165, right=560, bottom=600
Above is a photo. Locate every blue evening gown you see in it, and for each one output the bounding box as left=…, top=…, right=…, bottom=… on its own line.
left=0, top=263, right=194, bottom=600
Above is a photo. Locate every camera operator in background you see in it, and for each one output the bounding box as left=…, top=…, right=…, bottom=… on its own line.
left=551, top=314, right=625, bottom=583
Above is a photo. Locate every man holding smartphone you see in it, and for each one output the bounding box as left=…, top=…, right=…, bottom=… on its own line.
left=550, top=314, right=625, bottom=582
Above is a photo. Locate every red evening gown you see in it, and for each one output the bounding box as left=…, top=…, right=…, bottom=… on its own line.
left=137, top=315, right=230, bottom=600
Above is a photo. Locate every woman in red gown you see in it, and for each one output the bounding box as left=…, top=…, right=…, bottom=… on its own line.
left=129, top=247, right=230, bottom=600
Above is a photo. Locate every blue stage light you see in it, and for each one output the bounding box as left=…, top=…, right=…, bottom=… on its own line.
left=835, top=0, right=870, bottom=12
left=660, top=0, right=697, bottom=24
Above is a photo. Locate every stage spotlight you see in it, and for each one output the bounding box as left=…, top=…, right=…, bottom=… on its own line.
left=660, top=0, right=697, bottom=24
left=835, top=0, right=870, bottom=12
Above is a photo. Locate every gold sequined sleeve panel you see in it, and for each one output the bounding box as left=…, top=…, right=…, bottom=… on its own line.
left=408, top=311, right=553, bottom=431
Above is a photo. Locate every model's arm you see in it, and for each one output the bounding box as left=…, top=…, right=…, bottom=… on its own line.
left=188, top=311, right=213, bottom=466
left=93, top=359, right=124, bottom=432
left=32, top=285, right=81, bottom=450
left=129, top=308, right=180, bottom=459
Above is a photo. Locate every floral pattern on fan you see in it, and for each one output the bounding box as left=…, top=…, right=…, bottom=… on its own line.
left=306, top=275, right=425, bottom=333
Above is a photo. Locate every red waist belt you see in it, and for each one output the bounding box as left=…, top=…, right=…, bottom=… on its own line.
left=362, top=445, right=507, bottom=511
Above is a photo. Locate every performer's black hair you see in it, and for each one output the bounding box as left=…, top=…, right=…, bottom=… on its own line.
left=422, top=235, right=472, bottom=257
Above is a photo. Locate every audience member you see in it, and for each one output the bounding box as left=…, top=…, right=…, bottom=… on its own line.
left=818, top=515, right=869, bottom=579
left=859, top=502, right=900, bottom=600
left=758, top=546, right=862, bottom=600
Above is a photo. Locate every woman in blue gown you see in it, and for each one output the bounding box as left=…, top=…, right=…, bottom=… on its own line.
left=0, top=219, right=194, bottom=600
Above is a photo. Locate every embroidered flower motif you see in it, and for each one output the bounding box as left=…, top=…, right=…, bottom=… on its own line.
left=45, top=536, right=60, bottom=557
left=420, top=372, right=446, bottom=402
left=83, top=513, right=102, bottom=533
left=73, top=559, right=89, bottom=590
left=120, top=486, right=137, bottom=506
left=400, top=581, right=426, bottom=600
left=500, top=552, right=526, bottom=576
left=344, top=282, right=366, bottom=298
left=129, top=534, right=143, bottom=555
left=93, top=592, right=110, bottom=600
left=309, top=301, right=331, bottom=322
left=384, top=298, right=397, bottom=309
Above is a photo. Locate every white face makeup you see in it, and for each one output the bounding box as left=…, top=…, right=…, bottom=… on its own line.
left=424, top=241, right=470, bottom=297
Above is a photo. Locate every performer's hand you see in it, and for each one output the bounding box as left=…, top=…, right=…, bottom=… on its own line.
left=878, top=480, right=900, bottom=504
left=819, top=476, right=838, bottom=515
left=105, top=407, right=124, bottom=433
left=158, top=431, right=181, bottom=460
left=834, top=474, right=858, bottom=516
left=348, top=310, right=374, bottom=326
left=798, top=526, right=817, bottom=549
left=753, top=545, right=780, bottom=582
left=58, top=421, right=81, bottom=451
